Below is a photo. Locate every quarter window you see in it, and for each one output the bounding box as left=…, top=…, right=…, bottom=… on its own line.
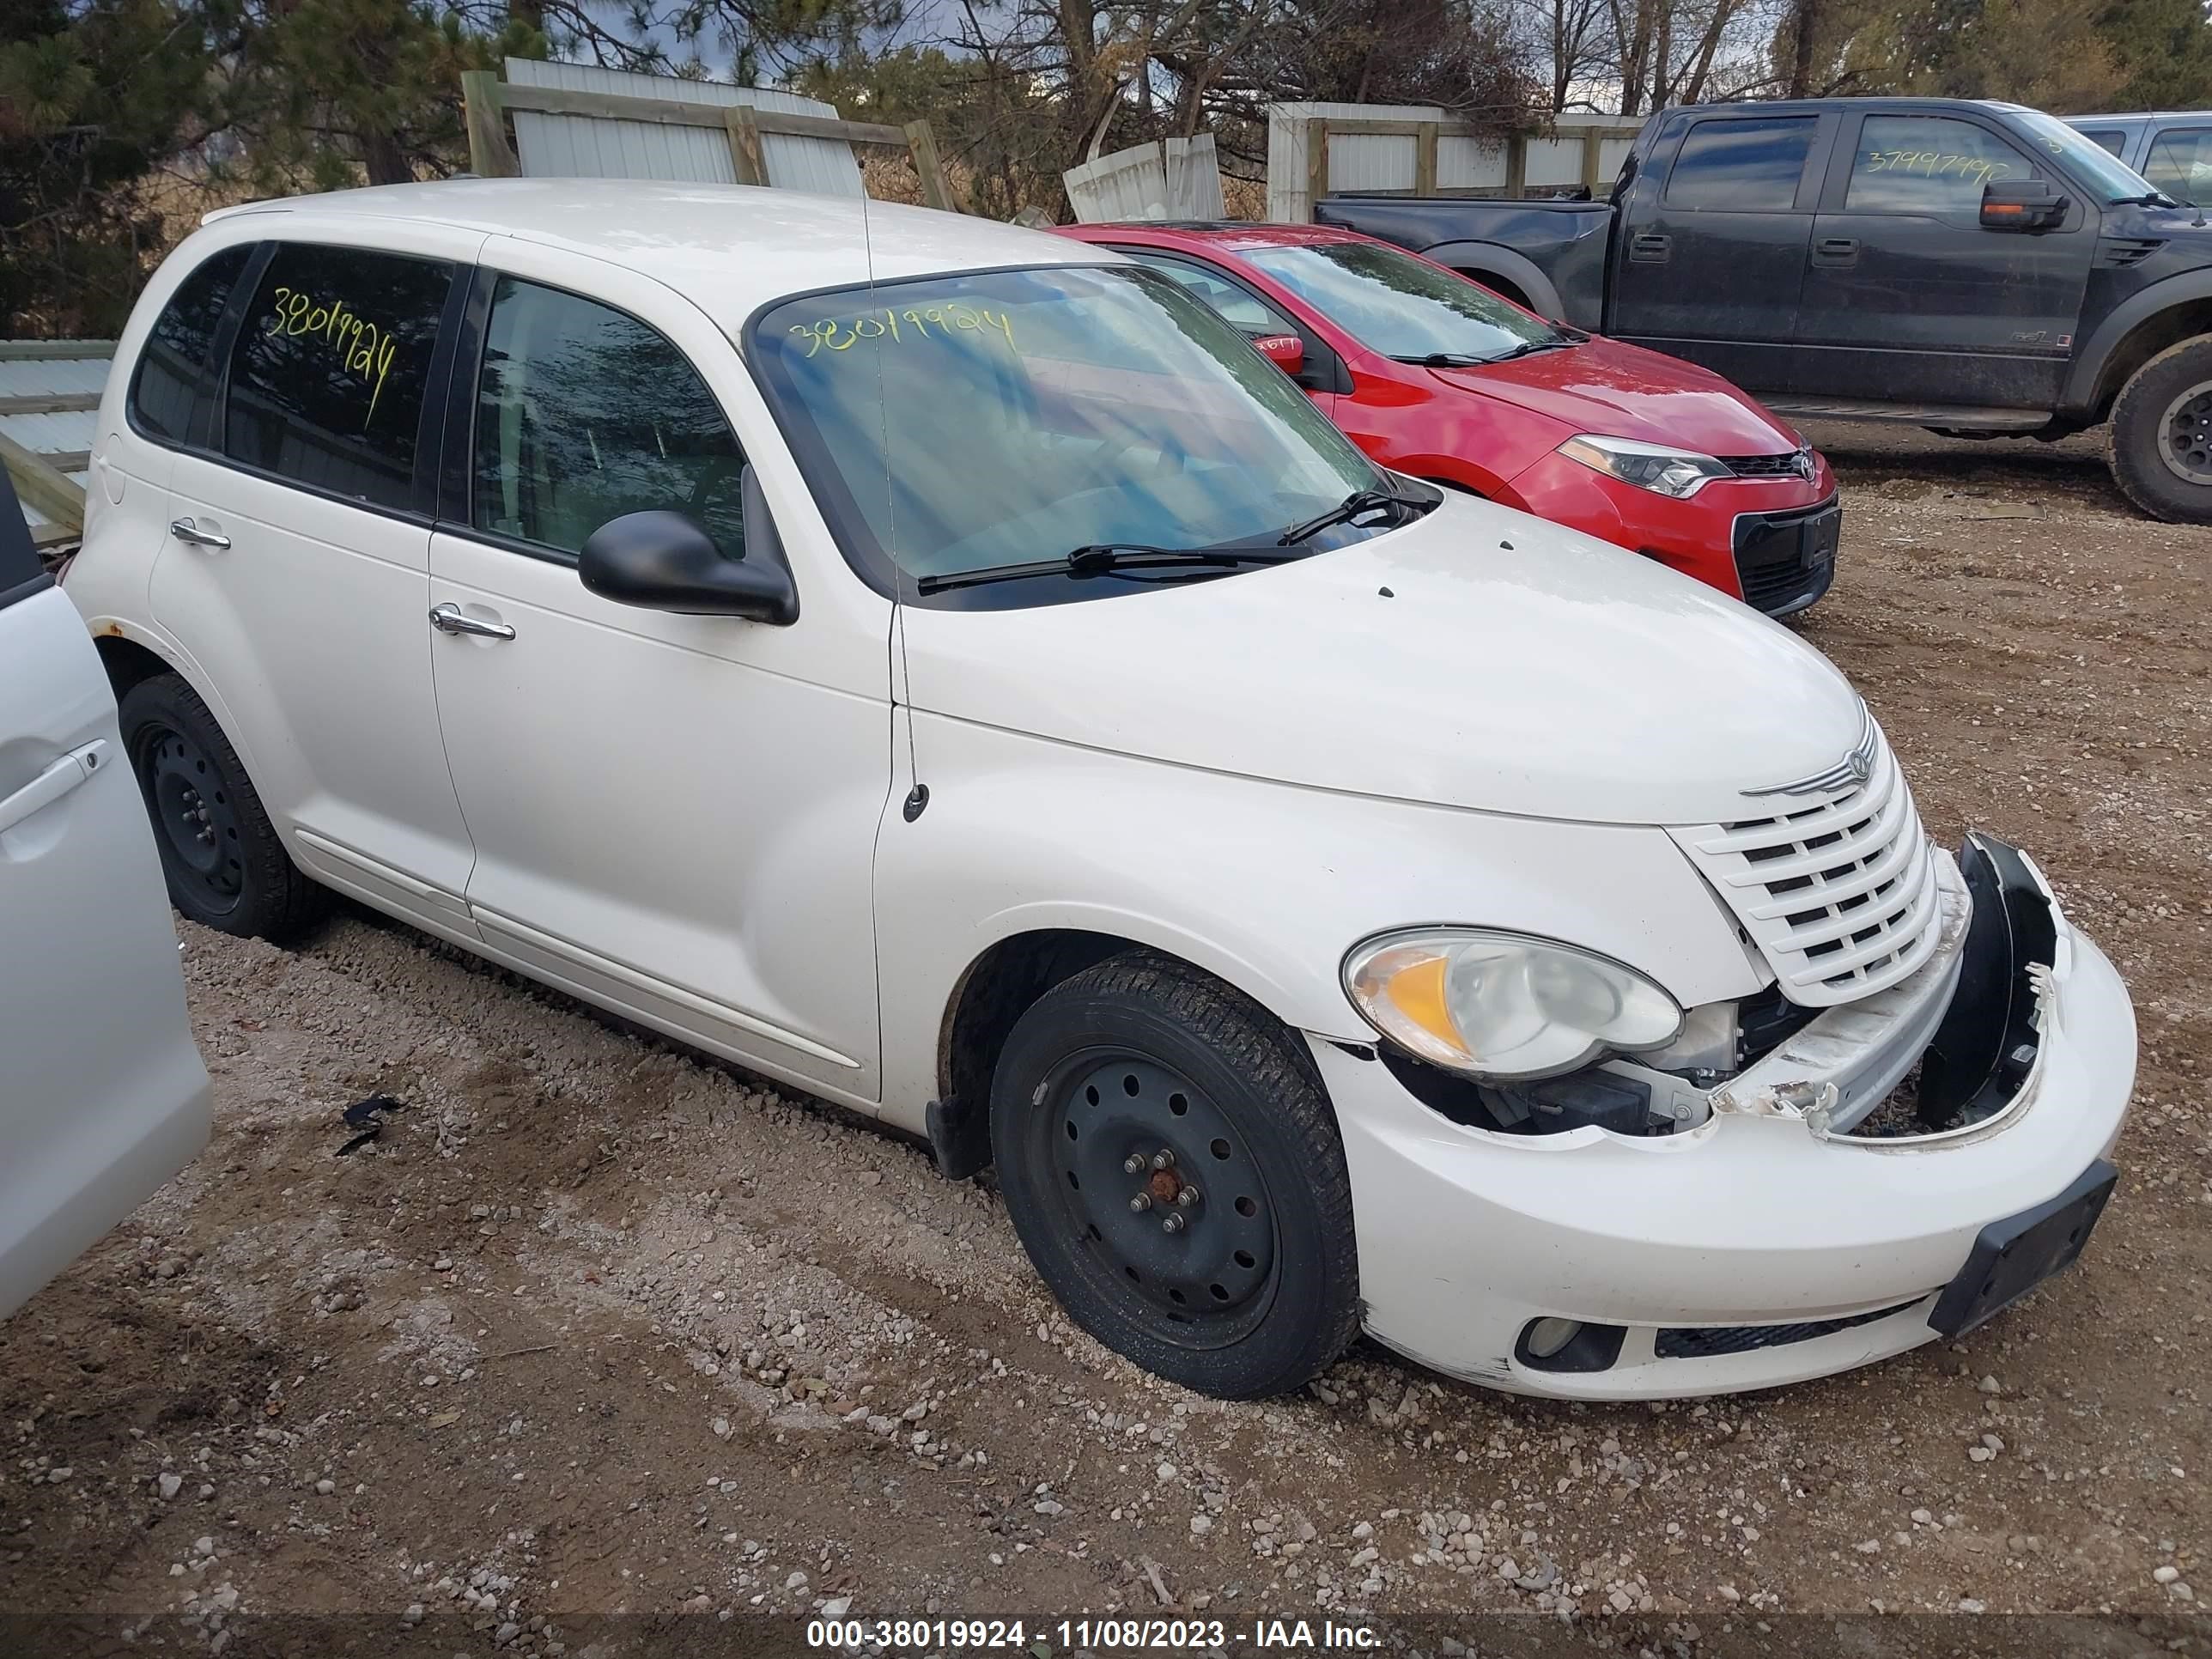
left=2077, top=128, right=2128, bottom=159
left=1848, top=118, right=2033, bottom=214
left=2143, top=127, right=2212, bottom=204
left=129, top=242, right=253, bottom=446
left=471, top=276, right=747, bottom=561
left=222, top=244, right=453, bottom=512
left=1664, top=117, right=1817, bottom=211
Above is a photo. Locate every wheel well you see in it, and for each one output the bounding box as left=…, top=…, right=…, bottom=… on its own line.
left=939, top=931, right=1136, bottom=1125
left=94, top=635, right=173, bottom=703
left=2093, top=306, right=2212, bottom=419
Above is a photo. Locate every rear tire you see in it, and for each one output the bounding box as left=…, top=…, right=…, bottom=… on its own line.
left=2107, top=336, right=2212, bottom=521
left=119, top=672, right=327, bottom=940
left=988, top=951, right=1360, bottom=1398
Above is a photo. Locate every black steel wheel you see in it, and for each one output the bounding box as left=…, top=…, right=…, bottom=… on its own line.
left=990, top=951, right=1359, bottom=1397
left=118, top=672, right=328, bottom=939
left=2108, top=335, right=2212, bottom=522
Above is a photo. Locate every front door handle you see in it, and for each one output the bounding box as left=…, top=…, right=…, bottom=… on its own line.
left=1813, top=236, right=1860, bottom=266
left=169, top=518, right=230, bottom=550
left=0, top=740, right=108, bottom=836
left=1629, top=231, right=1671, bottom=262
left=428, top=602, right=516, bottom=641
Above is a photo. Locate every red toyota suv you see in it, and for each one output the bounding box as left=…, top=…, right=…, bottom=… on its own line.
left=1054, top=222, right=1840, bottom=617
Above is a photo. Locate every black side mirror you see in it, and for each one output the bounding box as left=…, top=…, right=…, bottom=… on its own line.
left=1981, top=180, right=2069, bottom=231
left=578, top=466, right=799, bottom=624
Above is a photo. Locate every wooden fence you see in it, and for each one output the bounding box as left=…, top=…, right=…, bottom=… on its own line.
left=0, top=338, right=106, bottom=549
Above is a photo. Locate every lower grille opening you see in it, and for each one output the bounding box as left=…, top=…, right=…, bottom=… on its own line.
left=1655, top=1298, right=1922, bottom=1361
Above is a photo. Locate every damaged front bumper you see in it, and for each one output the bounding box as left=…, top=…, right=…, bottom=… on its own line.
left=1312, top=834, right=2137, bottom=1400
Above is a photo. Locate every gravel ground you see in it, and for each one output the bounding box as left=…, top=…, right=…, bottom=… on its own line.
left=3, top=424, right=2210, bottom=1658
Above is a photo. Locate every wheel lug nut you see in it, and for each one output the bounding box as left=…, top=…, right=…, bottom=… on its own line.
left=1128, top=1193, right=1152, bottom=1212
left=1123, top=1153, right=1146, bottom=1174
left=1176, top=1187, right=1199, bottom=1207
left=1161, top=1212, right=1186, bottom=1234
left=1151, top=1150, right=1175, bottom=1170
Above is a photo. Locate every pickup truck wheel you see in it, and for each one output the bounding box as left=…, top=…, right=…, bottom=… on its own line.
left=119, top=673, right=328, bottom=940
left=988, top=951, right=1360, bottom=1398
left=2108, top=337, right=2212, bottom=521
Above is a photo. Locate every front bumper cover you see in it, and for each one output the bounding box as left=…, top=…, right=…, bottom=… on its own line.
left=1315, top=834, right=2136, bottom=1399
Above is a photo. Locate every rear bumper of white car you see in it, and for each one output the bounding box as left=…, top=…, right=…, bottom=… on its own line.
left=1312, top=836, right=2136, bottom=1400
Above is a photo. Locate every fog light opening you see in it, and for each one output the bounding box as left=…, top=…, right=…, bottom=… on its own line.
left=1514, top=1316, right=1627, bottom=1374
left=1524, top=1317, right=1582, bottom=1359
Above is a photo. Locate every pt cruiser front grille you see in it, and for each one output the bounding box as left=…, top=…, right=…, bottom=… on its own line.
left=1654, top=1298, right=1923, bottom=1360
left=1670, top=723, right=1942, bottom=1007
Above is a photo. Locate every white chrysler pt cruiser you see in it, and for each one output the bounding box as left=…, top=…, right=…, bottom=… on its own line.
left=65, top=179, right=2136, bottom=1400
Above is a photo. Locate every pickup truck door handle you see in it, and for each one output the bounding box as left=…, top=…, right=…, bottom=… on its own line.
left=1629, top=232, right=1671, bottom=262
left=0, top=740, right=108, bottom=836
left=169, top=518, right=230, bottom=550
left=1813, top=236, right=1861, bottom=266
left=428, top=602, right=517, bottom=641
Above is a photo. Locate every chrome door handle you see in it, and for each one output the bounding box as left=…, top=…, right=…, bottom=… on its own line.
left=169, top=518, right=230, bottom=550
left=428, top=602, right=516, bottom=641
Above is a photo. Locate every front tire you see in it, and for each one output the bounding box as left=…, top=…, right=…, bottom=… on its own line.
left=119, top=673, right=327, bottom=939
left=988, top=951, right=1360, bottom=1398
left=2107, top=336, right=2212, bottom=521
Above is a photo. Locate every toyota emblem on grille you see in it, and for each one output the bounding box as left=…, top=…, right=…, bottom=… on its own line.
left=1744, top=710, right=1879, bottom=799
left=1790, top=447, right=1815, bottom=483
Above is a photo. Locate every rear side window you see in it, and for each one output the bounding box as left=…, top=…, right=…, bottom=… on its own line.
left=222, top=244, right=453, bottom=512
left=471, top=276, right=747, bottom=560
left=1847, top=117, right=2033, bottom=214
left=2078, top=128, right=2128, bottom=159
left=129, top=243, right=253, bottom=446
left=1664, top=117, right=1816, bottom=211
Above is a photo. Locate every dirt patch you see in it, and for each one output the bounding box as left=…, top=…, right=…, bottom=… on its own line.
left=3, top=425, right=2209, bottom=1653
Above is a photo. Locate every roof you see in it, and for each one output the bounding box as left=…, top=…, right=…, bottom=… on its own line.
left=205, top=179, right=1102, bottom=334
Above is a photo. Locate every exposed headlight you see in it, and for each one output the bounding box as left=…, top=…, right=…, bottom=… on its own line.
left=1560, top=434, right=1732, bottom=499
left=1343, top=929, right=1683, bottom=1080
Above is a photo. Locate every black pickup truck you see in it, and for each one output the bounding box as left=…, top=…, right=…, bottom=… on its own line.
left=1316, top=97, right=2212, bottom=520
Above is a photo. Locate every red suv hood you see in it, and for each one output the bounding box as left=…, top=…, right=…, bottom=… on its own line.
left=1428, top=336, right=1802, bottom=458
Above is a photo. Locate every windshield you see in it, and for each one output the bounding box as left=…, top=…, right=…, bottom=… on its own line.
left=1242, top=240, right=1560, bottom=362
left=2014, top=109, right=2165, bottom=203
left=750, top=265, right=1382, bottom=596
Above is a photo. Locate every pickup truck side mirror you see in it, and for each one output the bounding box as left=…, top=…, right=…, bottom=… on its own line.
left=1252, top=333, right=1306, bottom=376
left=578, top=465, right=799, bottom=624
left=1980, top=180, right=2069, bottom=232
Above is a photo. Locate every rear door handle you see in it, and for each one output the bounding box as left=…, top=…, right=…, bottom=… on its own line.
left=0, top=740, right=108, bottom=836
left=1629, top=232, right=1671, bottom=262
left=428, top=602, right=516, bottom=641
left=169, top=518, right=230, bottom=550
left=1813, top=236, right=1860, bottom=266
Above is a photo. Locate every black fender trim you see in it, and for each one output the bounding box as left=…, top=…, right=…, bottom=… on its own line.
left=1413, top=241, right=1571, bottom=324
left=2061, top=270, right=2212, bottom=416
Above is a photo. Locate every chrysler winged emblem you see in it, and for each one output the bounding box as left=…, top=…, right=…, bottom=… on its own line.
left=1744, top=708, right=1879, bottom=799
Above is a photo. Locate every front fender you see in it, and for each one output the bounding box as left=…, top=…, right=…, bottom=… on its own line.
left=2062, top=269, right=2212, bottom=416
left=870, top=715, right=1766, bottom=1131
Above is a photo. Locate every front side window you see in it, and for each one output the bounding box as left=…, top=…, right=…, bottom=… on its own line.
left=1665, top=117, right=1816, bottom=212
left=130, top=242, right=253, bottom=446
left=472, top=277, right=746, bottom=560
left=222, top=243, right=453, bottom=512
left=1127, top=252, right=1298, bottom=336
left=1847, top=117, right=2034, bottom=214
left=1242, top=240, right=1556, bottom=362
left=750, top=264, right=1378, bottom=596
left=2143, top=128, right=2212, bottom=205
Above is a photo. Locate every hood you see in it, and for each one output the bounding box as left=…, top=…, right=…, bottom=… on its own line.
left=902, top=494, right=1866, bottom=826
left=1428, top=337, right=1802, bottom=458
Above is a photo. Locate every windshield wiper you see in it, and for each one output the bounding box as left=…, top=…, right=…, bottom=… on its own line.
left=1275, top=487, right=1428, bottom=547
left=913, top=543, right=1304, bottom=596
left=2113, top=191, right=2183, bottom=209
left=1392, top=337, right=1579, bottom=368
